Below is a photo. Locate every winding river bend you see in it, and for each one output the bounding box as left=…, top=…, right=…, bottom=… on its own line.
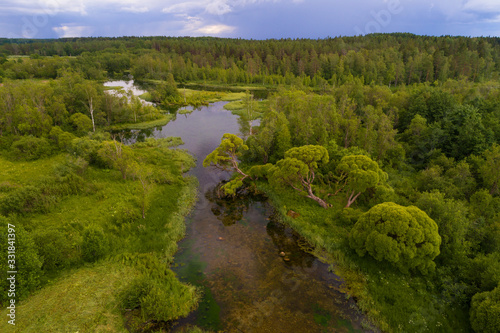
left=110, top=81, right=371, bottom=332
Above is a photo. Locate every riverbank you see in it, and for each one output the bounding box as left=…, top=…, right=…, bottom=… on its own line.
left=257, top=180, right=470, bottom=332
left=0, top=139, right=201, bottom=332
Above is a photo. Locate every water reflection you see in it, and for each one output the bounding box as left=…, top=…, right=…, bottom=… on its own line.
left=171, top=179, right=370, bottom=332
left=205, top=183, right=266, bottom=227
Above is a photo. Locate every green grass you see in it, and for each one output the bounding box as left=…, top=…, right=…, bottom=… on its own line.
left=0, top=155, right=66, bottom=186
left=103, top=86, right=123, bottom=91
left=220, top=92, right=247, bottom=101
left=141, top=80, right=267, bottom=105
left=182, top=82, right=269, bottom=91
left=179, top=108, right=194, bottom=115
left=0, top=262, right=140, bottom=332
left=223, top=100, right=245, bottom=111
left=138, top=92, right=152, bottom=102
left=107, top=114, right=173, bottom=130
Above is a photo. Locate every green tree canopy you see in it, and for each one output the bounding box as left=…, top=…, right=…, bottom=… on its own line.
left=480, top=144, right=500, bottom=195
left=336, top=154, right=387, bottom=207
left=349, top=202, right=442, bottom=274
left=470, top=286, right=500, bottom=333
left=203, top=133, right=250, bottom=195
left=269, top=145, right=330, bottom=208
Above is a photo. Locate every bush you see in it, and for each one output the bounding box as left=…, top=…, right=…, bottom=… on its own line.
left=69, top=137, right=104, bottom=166
left=81, top=225, right=107, bottom=262
left=0, top=185, right=54, bottom=216
left=70, top=113, right=93, bottom=134
left=113, top=202, right=141, bottom=225
left=0, top=219, right=43, bottom=304
left=10, top=136, right=52, bottom=161
left=33, top=229, right=78, bottom=271
left=49, top=126, right=75, bottom=151
left=118, top=255, right=199, bottom=322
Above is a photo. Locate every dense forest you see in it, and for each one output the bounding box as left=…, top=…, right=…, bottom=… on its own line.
left=0, top=34, right=499, bottom=332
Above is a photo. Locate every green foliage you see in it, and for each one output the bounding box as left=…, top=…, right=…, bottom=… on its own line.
left=203, top=133, right=248, bottom=170
left=10, top=136, right=52, bottom=161
left=69, top=113, right=93, bottom=134
left=470, top=286, right=500, bottom=333
left=0, top=185, right=52, bottom=215
left=350, top=202, right=442, bottom=274
left=221, top=177, right=244, bottom=196
left=33, top=228, right=79, bottom=271
left=284, top=144, right=329, bottom=169
left=81, top=224, right=107, bottom=262
left=269, top=145, right=330, bottom=208
left=336, top=155, right=387, bottom=207
left=49, top=126, right=76, bottom=150
left=203, top=134, right=250, bottom=195
left=0, top=219, right=42, bottom=304
left=415, top=191, right=470, bottom=266
left=270, top=158, right=309, bottom=189
left=97, top=140, right=133, bottom=179
left=480, top=144, right=500, bottom=195
left=69, top=136, right=104, bottom=166
left=112, top=201, right=141, bottom=225
left=337, top=155, right=385, bottom=193
left=150, top=73, right=181, bottom=105
left=118, top=254, right=199, bottom=322
left=247, top=163, right=274, bottom=179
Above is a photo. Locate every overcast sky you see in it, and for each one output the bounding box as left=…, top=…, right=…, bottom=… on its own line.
left=1, top=0, right=500, bottom=39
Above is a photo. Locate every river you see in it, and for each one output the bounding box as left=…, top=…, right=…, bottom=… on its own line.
left=107, top=81, right=372, bottom=333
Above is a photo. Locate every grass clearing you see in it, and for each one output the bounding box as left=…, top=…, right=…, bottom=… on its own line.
left=0, top=138, right=200, bottom=331
left=0, top=262, right=140, bottom=333
left=107, top=114, right=173, bottom=130
left=0, top=155, right=66, bottom=187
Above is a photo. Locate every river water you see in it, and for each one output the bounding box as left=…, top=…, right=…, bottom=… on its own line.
left=151, top=103, right=371, bottom=333
left=107, top=81, right=372, bottom=333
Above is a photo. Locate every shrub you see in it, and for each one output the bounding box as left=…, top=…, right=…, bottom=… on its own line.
left=70, top=113, right=93, bottom=134
left=113, top=202, right=141, bottom=225
left=0, top=219, right=43, bottom=304
left=118, top=255, right=199, bottom=322
left=10, top=136, right=52, bottom=161
left=33, top=229, right=78, bottom=271
left=49, top=126, right=75, bottom=151
left=349, top=202, right=442, bottom=274
left=0, top=185, right=54, bottom=216
left=69, top=137, right=103, bottom=166
left=81, top=225, right=107, bottom=262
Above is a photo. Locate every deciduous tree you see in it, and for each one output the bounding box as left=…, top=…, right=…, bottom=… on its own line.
left=335, top=155, right=386, bottom=207
left=350, top=202, right=442, bottom=274
left=269, top=145, right=330, bottom=208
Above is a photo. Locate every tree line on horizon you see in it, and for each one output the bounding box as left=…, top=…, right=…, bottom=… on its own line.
left=0, top=34, right=499, bottom=86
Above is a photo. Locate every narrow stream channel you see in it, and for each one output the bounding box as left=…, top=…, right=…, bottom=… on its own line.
left=107, top=81, right=372, bottom=332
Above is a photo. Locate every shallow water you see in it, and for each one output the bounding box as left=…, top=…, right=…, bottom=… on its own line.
left=103, top=80, right=153, bottom=106
left=138, top=101, right=371, bottom=332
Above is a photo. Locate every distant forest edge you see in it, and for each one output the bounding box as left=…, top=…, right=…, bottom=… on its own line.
left=0, top=34, right=499, bottom=85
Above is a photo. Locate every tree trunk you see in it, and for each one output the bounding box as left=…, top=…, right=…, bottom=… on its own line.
left=346, top=190, right=362, bottom=208
left=89, top=97, right=95, bottom=132
left=306, top=184, right=330, bottom=209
